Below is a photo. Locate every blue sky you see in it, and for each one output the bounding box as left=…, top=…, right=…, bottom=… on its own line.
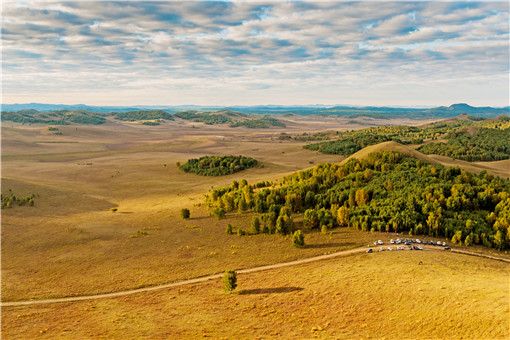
left=2, top=1, right=509, bottom=106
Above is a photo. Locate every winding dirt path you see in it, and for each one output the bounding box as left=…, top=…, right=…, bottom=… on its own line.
left=1, top=247, right=366, bottom=307
left=2, top=246, right=508, bottom=307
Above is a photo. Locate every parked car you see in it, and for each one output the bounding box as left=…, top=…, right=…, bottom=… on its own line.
left=390, top=239, right=395, bottom=244
left=405, top=241, right=411, bottom=245
left=380, top=247, right=385, bottom=251
left=437, top=241, right=442, bottom=245
left=396, top=239, right=401, bottom=244
left=442, top=242, right=446, bottom=246
left=412, top=239, right=416, bottom=243
left=366, top=248, right=373, bottom=253
left=397, top=246, right=404, bottom=250
left=374, top=241, right=378, bottom=245
left=388, top=247, right=394, bottom=251
left=416, top=239, right=421, bottom=244
left=409, top=246, right=413, bottom=250
left=378, top=240, right=383, bottom=245
left=445, top=246, right=451, bottom=250
left=417, top=246, right=423, bottom=250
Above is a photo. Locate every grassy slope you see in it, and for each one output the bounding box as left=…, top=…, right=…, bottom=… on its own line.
left=2, top=250, right=508, bottom=339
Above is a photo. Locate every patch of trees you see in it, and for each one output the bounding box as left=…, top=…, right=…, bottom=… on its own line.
left=1, top=110, right=106, bottom=125
left=114, top=110, right=174, bottom=121
left=2, top=190, right=35, bottom=208
left=179, top=155, right=258, bottom=176
left=304, top=120, right=502, bottom=158
left=203, top=151, right=510, bottom=250
left=230, top=116, right=285, bottom=128
left=417, top=128, right=510, bottom=161
left=174, top=111, right=232, bottom=125
left=141, top=121, right=161, bottom=126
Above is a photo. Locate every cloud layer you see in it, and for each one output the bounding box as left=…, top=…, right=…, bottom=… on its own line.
left=2, top=1, right=509, bottom=106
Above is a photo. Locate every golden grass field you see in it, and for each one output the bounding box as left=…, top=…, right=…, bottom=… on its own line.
left=2, top=115, right=510, bottom=339
left=2, top=250, right=508, bottom=339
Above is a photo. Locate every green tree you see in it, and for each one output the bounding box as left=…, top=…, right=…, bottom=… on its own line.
left=213, top=207, right=225, bottom=219
left=181, top=208, right=190, bottom=219
left=303, top=209, right=319, bottom=229
left=292, top=230, right=305, bottom=248
left=223, top=270, right=237, bottom=293
left=355, top=189, right=369, bottom=206
left=276, top=216, right=287, bottom=235
left=225, top=224, right=233, bottom=235
left=251, top=217, right=261, bottom=234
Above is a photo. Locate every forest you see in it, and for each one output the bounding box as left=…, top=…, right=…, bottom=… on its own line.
left=174, top=111, right=233, bottom=125
left=203, top=151, right=510, bottom=250
left=305, top=116, right=510, bottom=161
left=229, top=116, right=285, bottom=128
left=113, top=110, right=174, bottom=121
left=1, top=110, right=106, bottom=125
left=417, top=128, right=510, bottom=161
left=179, top=155, right=258, bottom=176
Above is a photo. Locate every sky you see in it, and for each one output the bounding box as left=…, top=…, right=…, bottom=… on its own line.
left=2, top=1, right=509, bottom=107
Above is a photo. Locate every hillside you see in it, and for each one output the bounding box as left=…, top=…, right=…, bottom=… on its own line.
left=339, top=141, right=440, bottom=165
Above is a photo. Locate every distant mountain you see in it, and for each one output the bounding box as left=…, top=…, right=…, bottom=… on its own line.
left=2, top=103, right=509, bottom=119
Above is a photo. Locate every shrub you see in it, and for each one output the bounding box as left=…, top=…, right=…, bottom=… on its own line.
left=225, top=224, right=233, bottom=235
left=292, top=230, right=305, bottom=248
left=181, top=208, right=190, bottom=219
left=110, top=207, right=118, bottom=212
left=223, top=270, right=238, bottom=293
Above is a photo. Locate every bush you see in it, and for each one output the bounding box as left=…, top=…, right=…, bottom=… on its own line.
left=181, top=208, right=190, bottom=219
left=223, top=270, right=238, bottom=293
left=292, top=230, right=305, bottom=248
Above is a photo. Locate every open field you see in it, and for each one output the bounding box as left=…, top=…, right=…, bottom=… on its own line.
left=2, top=249, right=508, bottom=339
left=3, top=116, right=426, bottom=301
left=2, top=115, right=510, bottom=339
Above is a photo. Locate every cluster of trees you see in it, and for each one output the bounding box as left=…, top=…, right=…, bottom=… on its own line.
left=141, top=121, right=161, bottom=126
left=204, top=151, right=510, bottom=250
left=174, top=111, right=232, bottom=125
left=179, top=156, right=258, bottom=176
left=478, top=116, right=510, bottom=130
left=1, top=110, right=106, bottom=125
left=114, top=110, right=174, bottom=121
left=417, top=128, right=510, bottom=161
left=230, top=116, right=285, bottom=128
left=1, top=191, right=34, bottom=208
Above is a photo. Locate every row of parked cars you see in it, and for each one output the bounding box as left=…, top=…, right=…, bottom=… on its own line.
left=367, top=238, right=451, bottom=253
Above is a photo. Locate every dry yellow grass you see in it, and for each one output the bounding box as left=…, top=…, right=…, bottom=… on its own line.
left=2, top=117, right=509, bottom=339
left=2, top=250, right=508, bottom=339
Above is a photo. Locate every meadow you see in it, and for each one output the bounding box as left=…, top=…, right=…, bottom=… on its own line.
left=2, top=114, right=509, bottom=339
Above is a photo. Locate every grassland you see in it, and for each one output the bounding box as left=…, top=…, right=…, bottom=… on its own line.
left=2, top=114, right=510, bottom=339
left=2, top=250, right=508, bottom=339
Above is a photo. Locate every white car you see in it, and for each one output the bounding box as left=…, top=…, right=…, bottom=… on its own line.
left=396, top=239, right=401, bottom=244
left=390, top=239, right=395, bottom=244
left=374, top=241, right=378, bottom=245
left=397, top=246, right=404, bottom=250
left=380, top=247, right=385, bottom=251
left=442, top=242, right=446, bottom=246
left=388, top=247, right=394, bottom=251
left=378, top=240, right=383, bottom=245
left=416, top=239, right=421, bottom=244
left=437, top=241, right=442, bottom=245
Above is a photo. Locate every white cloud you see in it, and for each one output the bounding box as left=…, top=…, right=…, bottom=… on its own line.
left=2, top=1, right=508, bottom=106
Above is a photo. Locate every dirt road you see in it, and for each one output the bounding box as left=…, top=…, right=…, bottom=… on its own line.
left=2, top=245, right=508, bottom=307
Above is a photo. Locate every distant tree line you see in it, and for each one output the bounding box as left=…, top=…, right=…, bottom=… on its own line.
left=113, top=110, right=174, bottom=121
left=417, top=128, right=510, bottom=161
left=230, top=116, right=285, bottom=128
left=2, top=190, right=35, bottom=208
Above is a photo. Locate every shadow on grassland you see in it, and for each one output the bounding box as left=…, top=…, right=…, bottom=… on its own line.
left=238, top=287, right=304, bottom=295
